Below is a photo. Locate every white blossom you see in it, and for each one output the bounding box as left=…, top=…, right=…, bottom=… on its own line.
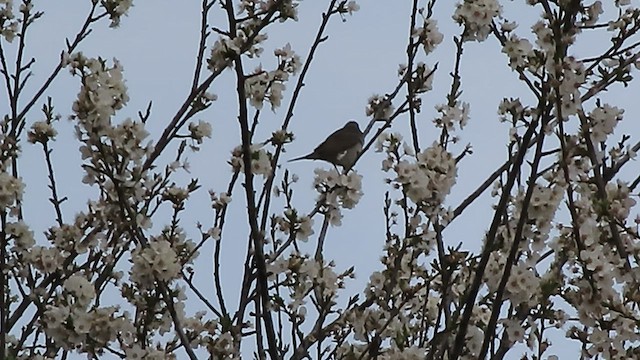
left=413, top=19, right=443, bottom=54
left=313, top=168, right=363, bottom=213
left=6, top=221, right=35, bottom=249
left=131, top=239, right=181, bottom=287
left=28, top=121, right=58, bottom=144
left=346, top=1, right=360, bottom=14
left=188, top=120, right=212, bottom=144
left=230, top=144, right=273, bottom=177
left=0, top=172, right=24, bottom=210
left=588, top=104, right=623, bottom=143
left=453, top=0, right=502, bottom=42
left=502, top=35, right=533, bottom=69
left=64, top=275, right=96, bottom=307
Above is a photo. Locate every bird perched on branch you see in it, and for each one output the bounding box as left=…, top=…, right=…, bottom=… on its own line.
left=289, top=121, right=364, bottom=171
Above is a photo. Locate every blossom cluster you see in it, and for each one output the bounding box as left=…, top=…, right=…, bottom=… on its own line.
left=366, top=94, right=394, bottom=120
left=492, top=180, right=566, bottom=256
left=341, top=234, right=463, bottom=358
left=588, top=103, right=623, bottom=143
left=230, top=143, right=273, bottom=177
left=207, top=3, right=304, bottom=78
left=332, top=132, right=464, bottom=357
left=208, top=31, right=268, bottom=72
left=411, top=62, right=435, bottom=94
left=377, top=134, right=457, bottom=210
left=531, top=19, right=555, bottom=59
left=210, top=191, right=232, bottom=211
left=5, top=220, right=35, bottom=251
left=100, top=0, right=133, bottom=27
left=433, top=101, right=470, bottom=133
left=66, top=53, right=130, bottom=134
left=131, top=238, right=181, bottom=288
left=42, top=303, right=132, bottom=353
left=27, top=120, right=58, bottom=144
left=453, top=0, right=503, bottom=42
left=245, top=43, right=301, bottom=109
left=534, top=171, right=640, bottom=356
left=135, top=227, right=199, bottom=286
left=273, top=208, right=315, bottom=241
left=237, top=0, right=301, bottom=21
left=0, top=0, right=18, bottom=42
left=502, top=35, right=534, bottom=70
left=267, top=254, right=348, bottom=316
left=581, top=1, right=604, bottom=26
left=188, top=119, right=213, bottom=144
left=498, top=98, right=527, bottom=124
left=338, top=1, right=360, bottom=15
left=553, top=56, right=586, bottom=119
left=66, top=53, right=152, bottom=190
left=312, top=168, right=363, bottom=226
left=412, top=19, right=444, bottom=55
left=485, top=252, right=541, bottom=307
left=367, top=62, right=435, bottom=120
left=0, top=171, right=24, bottom=210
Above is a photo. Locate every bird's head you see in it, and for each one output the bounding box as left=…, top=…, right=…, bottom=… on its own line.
left=344, top=121, right=361, bottom=131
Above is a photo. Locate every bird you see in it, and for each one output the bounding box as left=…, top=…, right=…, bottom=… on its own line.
left=289, top=121, right=364, bottom=170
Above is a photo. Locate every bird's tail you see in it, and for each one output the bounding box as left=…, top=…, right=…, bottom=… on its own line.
left=288, top=153, right=314, bottom=162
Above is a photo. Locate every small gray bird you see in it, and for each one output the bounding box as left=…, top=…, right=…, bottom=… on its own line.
left=289, top=121, right=364, bottom=170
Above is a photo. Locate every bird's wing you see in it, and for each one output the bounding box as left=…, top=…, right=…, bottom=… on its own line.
left=314, top=126, right=363, bottom=157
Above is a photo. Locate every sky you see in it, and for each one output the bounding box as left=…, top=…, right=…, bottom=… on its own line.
left=6, top=0, right=640, bottom=359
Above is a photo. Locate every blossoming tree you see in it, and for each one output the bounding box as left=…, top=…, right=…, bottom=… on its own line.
left=1, top=0, right=640, bottom=359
